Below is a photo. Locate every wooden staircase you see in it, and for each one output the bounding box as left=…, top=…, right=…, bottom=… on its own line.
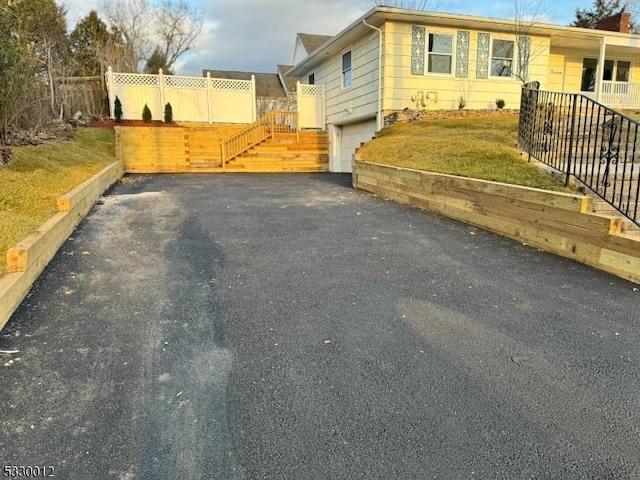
left=116, top=113, right=328, bottom=174
left=223, top=131, right=329, bottom=172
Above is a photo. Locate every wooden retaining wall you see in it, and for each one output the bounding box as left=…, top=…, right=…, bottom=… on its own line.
left=354, top=160, right=640, bottom=284
left=0, top=161, right=124, bottom=330
left=115, top=125, right=329, bottom=173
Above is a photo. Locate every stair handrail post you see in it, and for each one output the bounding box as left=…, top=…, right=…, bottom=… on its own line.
left=565, top=93, right=578, bottom=186
left=270, top=111, right=275, bottom=138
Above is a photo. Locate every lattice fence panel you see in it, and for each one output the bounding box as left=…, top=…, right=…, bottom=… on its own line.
left=299, top=84, right=323, bottom=97
left=113, top=73, right=159, bottom=86
left=165, top=76, right=206, bottom=89
left=210, top=78, right=252, bottom=91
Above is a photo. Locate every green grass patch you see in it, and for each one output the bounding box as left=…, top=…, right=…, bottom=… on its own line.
left=358, top=116, right=575, bottom=192
left=0, top=128, right=116, bottom=275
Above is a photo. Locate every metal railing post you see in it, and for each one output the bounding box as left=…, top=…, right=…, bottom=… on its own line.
left=565, top=94, right=578, bottom=186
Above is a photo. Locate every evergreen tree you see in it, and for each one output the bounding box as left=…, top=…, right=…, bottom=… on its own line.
left=114, top=96, right=123, bottom=122
left=144, top=46, right=173, bottom=74
left=142, top=104, right=152, bottom=122
left=69, top=10, right=112, bottom=76
left=163, top=103, right=173, bottom=123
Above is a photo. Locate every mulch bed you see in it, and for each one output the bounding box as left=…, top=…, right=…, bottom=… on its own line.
left=89, top=118, right=181, bottom=128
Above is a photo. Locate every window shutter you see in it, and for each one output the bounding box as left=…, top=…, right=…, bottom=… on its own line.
left=455, top=31, right=470, bottom=78
left=517, top=36, right=532, bottom=81
left=411, top=26, right=425, bottom=75
left=476, top=33, right=490, bottom=79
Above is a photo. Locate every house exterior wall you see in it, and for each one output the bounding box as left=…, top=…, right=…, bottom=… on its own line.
left=301, top=30, right=380, bottom=127
left=381, top=21, right=550, bottom=112
left=547, top=46, right=640, bottom=94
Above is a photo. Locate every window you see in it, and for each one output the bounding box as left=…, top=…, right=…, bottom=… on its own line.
left=581, top=58, right=631, bottom=92
left=342, top=51, right=352, bottom=88
left=308, top=73, right=315, bottom=85
left=617, top=61, right=631, bottom=82
left=491, top=39, right=514, bottom=77
left=427, top=33, right=453, bottom=74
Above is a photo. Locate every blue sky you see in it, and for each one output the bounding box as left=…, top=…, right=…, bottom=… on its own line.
left=63, top=0, right=588, bottom=76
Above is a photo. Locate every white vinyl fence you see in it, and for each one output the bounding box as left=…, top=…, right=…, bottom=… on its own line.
left=297, top=81, right=325, bottom=129
left=105, top=67, right=257, bottom=124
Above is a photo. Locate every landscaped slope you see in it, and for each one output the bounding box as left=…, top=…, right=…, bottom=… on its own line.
left=357, top=116, right=575, bottom=192
left=0, top=128, right=116, bottom=275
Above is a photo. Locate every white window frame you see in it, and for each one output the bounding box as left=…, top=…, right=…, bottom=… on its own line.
left=342, top=50, right=352, bottom=89
left=426, top=31, right=454, bottom=76
left=490, top=38, right=516, bottom=79
left=605, top=58, right=632, bottom=83
left=581, top=56, right=633, bottom=92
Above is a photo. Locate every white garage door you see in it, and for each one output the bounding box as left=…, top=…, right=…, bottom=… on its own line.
left=340, top=119, right=377, bottom=173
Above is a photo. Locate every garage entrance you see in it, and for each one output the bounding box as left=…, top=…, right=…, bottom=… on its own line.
left=333, top=118, right=377, bottom=173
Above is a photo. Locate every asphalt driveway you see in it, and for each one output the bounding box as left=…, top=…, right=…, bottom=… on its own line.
left=1, top=173, right=639, bottom=479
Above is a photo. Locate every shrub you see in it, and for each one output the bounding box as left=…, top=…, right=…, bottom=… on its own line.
left=495, top=98, right=506, bottom=109
left=114, top=96, right=123, bottom=123
left=164, top=102, right=173, bottom=123
left=142, top=103, right=152, bottom=122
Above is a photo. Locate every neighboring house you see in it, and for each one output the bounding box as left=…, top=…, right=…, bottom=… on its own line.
left=287, top=7, right=640, bottom=172
left=291, top=33, right=334, bottom=69
left=202, top=69, right=293, bottom=116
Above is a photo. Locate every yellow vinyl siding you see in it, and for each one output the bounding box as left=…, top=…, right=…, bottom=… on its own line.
left=382, top=21, right=550, bottom=111
left=547, top=53, right=566, bottom=92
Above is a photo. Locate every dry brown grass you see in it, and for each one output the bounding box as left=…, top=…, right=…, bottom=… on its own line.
left=0, top=128, right=115, bottom=275
left=358, top=115, right=576, bottom=192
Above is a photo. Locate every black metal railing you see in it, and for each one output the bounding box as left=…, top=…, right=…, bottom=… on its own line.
left=519, top=81, right=640, bottom=226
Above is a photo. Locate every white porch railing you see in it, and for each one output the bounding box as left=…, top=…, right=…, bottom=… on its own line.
left=600, top=81, right=640, bottom=109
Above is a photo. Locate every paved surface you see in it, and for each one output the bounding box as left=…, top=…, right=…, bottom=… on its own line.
left=1, top=173, right=639, bottom=480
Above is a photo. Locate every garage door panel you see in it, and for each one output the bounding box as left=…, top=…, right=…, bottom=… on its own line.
left=340, top=119, right=377, bottom=173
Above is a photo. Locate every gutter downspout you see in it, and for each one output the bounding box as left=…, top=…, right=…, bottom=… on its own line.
left=362, top=19, right=383, bottom=132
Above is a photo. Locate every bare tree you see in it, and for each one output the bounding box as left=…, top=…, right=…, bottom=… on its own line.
left=510, top=0, right=555, bottom=83
left=365, top=0, right=438, bottom=10
left=97, top=0, right=203, bottom=73
left=155, top=0, right=203, bottom=72
left=98, top=0, right=153, bottom=72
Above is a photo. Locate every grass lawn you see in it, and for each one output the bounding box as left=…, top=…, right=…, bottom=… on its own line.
left=357, top=115, right=576, bottom=193
left=0, top=128, right=116, bottom=275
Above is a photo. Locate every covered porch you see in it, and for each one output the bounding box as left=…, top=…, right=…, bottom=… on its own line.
left=548, top=27, right=640, bottom=110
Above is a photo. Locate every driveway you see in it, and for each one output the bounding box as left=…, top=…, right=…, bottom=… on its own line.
left=1, top=173, right=639, bottom=479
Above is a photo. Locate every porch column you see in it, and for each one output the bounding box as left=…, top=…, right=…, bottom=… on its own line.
left=596, top=39, right=606, bottom=103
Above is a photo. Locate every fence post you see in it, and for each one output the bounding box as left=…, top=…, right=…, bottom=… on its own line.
left=106, top=66, right=115, bottom=118
left=158, top=68, right=165, bottom=120
left=206, top=71, right=212, bottom=124
left=251, top=74, right=257, bottom=122
left=565, top=94, right=578, bottom=186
